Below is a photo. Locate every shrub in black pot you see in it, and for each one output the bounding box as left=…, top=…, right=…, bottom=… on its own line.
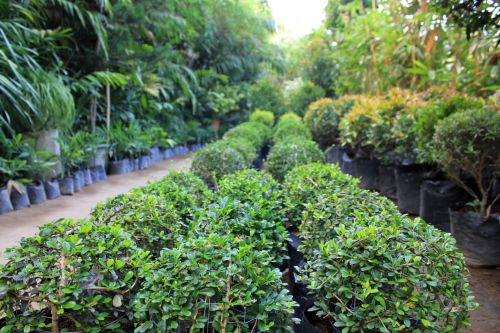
left=378, top=163, right=397, bottom=199
left=325, top=145, right=349, bottom=165
left=433, top=108, right=500, bottom=266
left=394, top=164, right=427, bottom=215
left=43, top=178, right=60, bottom=200
left=419, top=180, right=470, bottom=232
left=0, top=158, right=26, bottom=214
left=304, top=98, right=347, bottom=149
left=0, top=218, right=149, bottom=332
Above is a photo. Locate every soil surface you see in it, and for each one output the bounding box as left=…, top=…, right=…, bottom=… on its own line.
left=0, top=154, right=192, bottom=262
left=468, top=267, right=500, bottom=332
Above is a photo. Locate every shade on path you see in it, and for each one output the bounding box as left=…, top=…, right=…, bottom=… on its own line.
left=0, top=154, right=192, bottom=261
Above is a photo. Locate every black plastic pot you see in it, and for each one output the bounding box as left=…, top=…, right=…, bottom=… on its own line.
left=287, top=233, right=303, bottom=278
left=295, top=307, right=334, bottom=333
left=27, top=183, right=46, bottom=205
left=44, top=179, right=61, bottom=200
left=59, top=177, right=75, bottom=195
left=0, top=187, right=13, bottom=214
left=83, top=168, right=93, bottom=186
left=326, top=146, right=348, bottom=166
left=139, top=155, right=151, bottom=170
left=378, top=164, right=397, bottom=199
left=395, top=166, right=426, bottom=215
left=151, top=147, right=161, bottom=163
left=109, top=159, right=130, bottom=175
left=10, top=186, right=30, bottom=210
left=351, top=158, right=379, bottom=190
left=450, top=211, right=500, bottom=267
left=419, top=180, right=470, bottom=232
left=73, top=171, right=84, bottom=192
left=341, top=152, right=354, bottom=175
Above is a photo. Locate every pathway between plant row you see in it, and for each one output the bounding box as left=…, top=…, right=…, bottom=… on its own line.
left=0, top=154, right=192, bottom=261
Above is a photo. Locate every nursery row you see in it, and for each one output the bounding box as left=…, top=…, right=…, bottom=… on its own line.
left=299, top=90, right=500, bottom=267
left=0, top=124, right=201, bottom=215
left=0, top=117, right=476, bottom=333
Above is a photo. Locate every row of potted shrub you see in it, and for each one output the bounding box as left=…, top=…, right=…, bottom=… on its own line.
left=0, top=126, right=199, bottom=215
left=0, top=112, right=478, bottom=332
left=0, top=169, right=298, bottom=332
left=302, top=89, right=500, bottom=267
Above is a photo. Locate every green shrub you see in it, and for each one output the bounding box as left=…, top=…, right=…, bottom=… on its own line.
left=0, top=218, right=149, bottom=332
left=220, top=138, right=257, bottom=164
left=266, top=138, right=324, bottom=181
left=288, top=80, right=325, bottom=117
left=279, top=112, right=301, bottom=122
left=272, top=120, right=312, bottom=143
left=299, top=217, right=477, bottom=332
left=223, top=121, right=270, bottom=149
left=92, top=193, right=183, bottom=255
left=139, top=171, right=211, bottom=218
left=282, top=163, right=361, bottom=228
left=249, top=109, right=275, bottom=127
left=134, top=234, right=296, bottom=333
left=414, top=94, right=485, bottom=164
left=432, top=108, right=500, bottom=217
left=217, top=169, right=284, bottom=225
left=191, top=142, right=248, bottom=186
left=247, top=79, right=287, bottom=116
left=298, top=190, right=400, bottom=257
left=195, top=198, right=288, bottom=264
left=304, top=98, right=343, bottom=148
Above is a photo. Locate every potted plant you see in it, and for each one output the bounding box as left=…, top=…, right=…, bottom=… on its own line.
left=338, top=96, right=380, bottom=190
left=107, top=124, right=132, bottom=174
left=433, top=108, right=500, bottom=267
left=22, top=139, right=58, bottom=205
left=416, top=94, right=484, bottom=231
left=58, top=136, right=84, bottom=195
left=0, top=158, right=27, bottom=213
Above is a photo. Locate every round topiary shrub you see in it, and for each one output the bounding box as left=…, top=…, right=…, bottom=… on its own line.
left=266, top=138, right=324, bottom=181
left=272, top=120, right=312, bottom=143
left=282, top=163, right=361, bottom=228
left=139, top=171, right=211, bottom=218
left=220, top=138, right=258, bottom=164
left=191, top=141, right=248, bottom=186
left=432, top=108, right=500, bottom=218
left=223, top=121, right=271, bottom=149
left=279, top=112, right=301, bottom=122
left=217, top=169, right=284, bottom=225
left=249, top=109, right=275, bottom=127
left=0, top=218, right=149, bottom=332
left=196, top=196, right=288, bottom=264
left=298, top=216, right=477, bottom=332
left=304, top=98, right=343, bottom=148
left=92, top=192, right=184, bottom=255
left=133, top=234, right=296, bottom=333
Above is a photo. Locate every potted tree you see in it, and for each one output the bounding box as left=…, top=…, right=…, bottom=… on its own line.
left=0, top=159, right=27, bottom=214
left=433, top=108, right=500, bottom=267
left=58, top=136, right=83, bottom=195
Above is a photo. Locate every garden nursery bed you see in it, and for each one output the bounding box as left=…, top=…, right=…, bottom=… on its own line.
left=0, top=111, right=492, bottom=332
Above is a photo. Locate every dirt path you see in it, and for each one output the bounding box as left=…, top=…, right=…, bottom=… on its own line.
left=0, top=154, right=192, bottom=259
left=468, top=267, right=500, bottom=332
